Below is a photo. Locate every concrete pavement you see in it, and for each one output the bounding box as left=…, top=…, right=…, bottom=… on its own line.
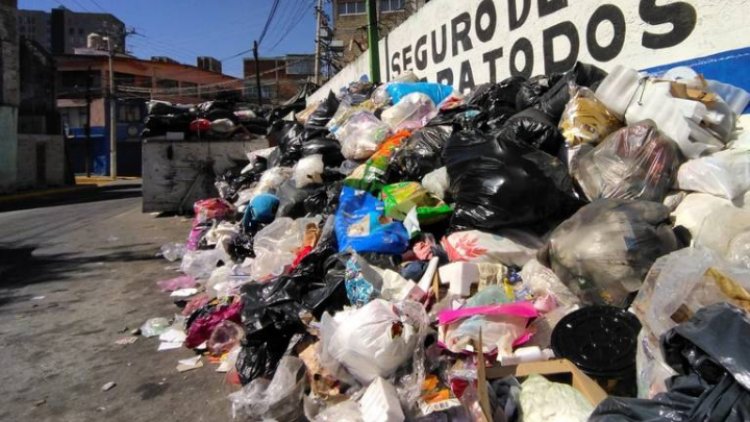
left=0, top=181, right=234, bottom=421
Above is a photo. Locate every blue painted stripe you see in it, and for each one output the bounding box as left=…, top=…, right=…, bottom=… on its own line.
left=642, top=47, right=750, bottom=112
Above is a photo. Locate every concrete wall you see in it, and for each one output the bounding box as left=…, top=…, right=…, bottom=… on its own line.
left=142, top=137, right=267, bottom=213
left=16, top=134, right=66, bottom=190
left=0, top=0, right=19, bottom=193
left=310, top=0, right=750, bottom=104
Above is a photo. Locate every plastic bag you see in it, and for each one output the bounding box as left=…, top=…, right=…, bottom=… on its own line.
left=344, top=130, right=412, bottom=193
left=185, top=299, right=242, bottom=349
left=443, top=129, right=579, bottom=231
left=465, top=77, right=524, bottom=130
left=371, top=71, right=420, bottom=106
left=334, top=187, right=410, bottom=255
left=313, top=400, right=363, bottom=422
left=335, top=111, right=391, bottom=161
left=207, top=320, right=245, bottom=355
left=141, top=317, right=170, bottom=338
left=542, top=199, right=680, bottom=306
left=300, top=136, right=345, bottom=167
left=381, top=93, right=438, bottom=131
left=251, top=216, right=322, bottom=281
left=160, top=242, right=186, bottom=262
left=381, top=182, right=453, bottom=224
left=326, top=99, right=379, bottom=135
left=421, top=167, right=449, bottom=200
left=326, top=299, right=428, bottom=384
left=386, top=126, right=452, bottom=183
left=496, top=107, right=564, bottom=155
left=230, top=356, right=307, bottom=421
left=676, top=147, right=750, bottom=200
left=193, top=198, right=234, bottom=224
left=157, top=275, right=197, bottom=292
left=532, top=62, right=608, bottom=121
left=520, top=374, right=593, bottom=422
left=520, top=259, right=580, bottom=310
left=293, top=154, right=324, bottom=188
left=559, top=85, right=623, bottom=146
left=572, top=120, right=684, bottom=202
left=180, top=248, right=231, bottom=280
left=306, top=91, right=340, bottom=129
left=385, top=82, right=455, bottom=107
left=441, top=229, right=542, bottom=268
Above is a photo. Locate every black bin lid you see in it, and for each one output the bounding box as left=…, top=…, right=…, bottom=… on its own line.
left=551, top=306, right=642, bottom=377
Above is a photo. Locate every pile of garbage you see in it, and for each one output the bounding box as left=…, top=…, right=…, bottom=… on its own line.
left=141, top=99, right=272, bottom=139
left=146, top=63, right=750, bottom=421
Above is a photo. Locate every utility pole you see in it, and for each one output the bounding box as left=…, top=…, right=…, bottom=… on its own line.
left=84, top=66, right=92, bottom=178
left=313, top=0, right=323, bottom=85
left=253, top=40, right=263, bottom=107
left=106, top=36, right=117, bottom=178
left=366, top=0, right=380, bottom=84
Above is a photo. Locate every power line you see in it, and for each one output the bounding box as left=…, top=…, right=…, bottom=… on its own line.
left=86, top=0, right=107, bottom=13
left=268, top=0, right=315, bottom=52
left=258, top=0, right=282, bottom=46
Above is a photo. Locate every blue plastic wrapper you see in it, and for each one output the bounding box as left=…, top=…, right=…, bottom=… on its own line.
left=386, top=82, right=455, bottom=106
left=334, top=187, right=410, bottom=254
left=344, top=255, right=377, bottom=306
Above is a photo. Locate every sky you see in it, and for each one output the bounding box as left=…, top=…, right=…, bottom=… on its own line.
left=18, top=0, right=326, bottom=77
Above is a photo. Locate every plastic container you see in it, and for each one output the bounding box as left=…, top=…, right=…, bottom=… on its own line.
left=551, top=306, right=641, bottom=397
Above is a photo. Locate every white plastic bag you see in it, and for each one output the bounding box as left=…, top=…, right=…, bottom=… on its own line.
left=520, top=259, right=580, bottom=310
left=327, top=299, right=427, bottom=384
left=519, top=374, right=593, bottom=422
left=421, top=167, right=449, bottom=200
left=380, top=93, right=438, bottom=132
left=441, top=229, right=543, bottom=267
left=335, top=111, right=391, bottom=161
left=293, top=154, right=324, bottom=188
left=235, top=166, right=293, bottom=208
left=676, top=148, right=750, bottom=200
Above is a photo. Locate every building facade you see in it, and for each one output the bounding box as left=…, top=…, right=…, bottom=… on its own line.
left=242, top=54, right=315, bottom=104
left=18, top=7, right=126, bottom=55
left=0, top=0, right=20, bottom=192
left=57, top=53, right=242, bottom=176
left=332, top=0, right=426, bottom=64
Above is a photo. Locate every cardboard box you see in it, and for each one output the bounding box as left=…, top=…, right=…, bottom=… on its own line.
left=485, top=359, right=608, bottom=406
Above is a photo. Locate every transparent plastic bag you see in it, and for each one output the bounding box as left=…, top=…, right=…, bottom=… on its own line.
left=327, top=99, right=379, bottom=135
left=229, top=356, right=307, bottom=420
left=313, top=400, right=363, bottom=422
left=293, top=154, right=324, bottom=188
left=676, top=148, right=750, bottom=200
left=207, top=320, right=245, bottom=356
left=160, top=242, right=186, bottom=262
left=443, top=314, right=528, bottom=356
left=381, top=93, right=438, bottom=132
left=327, top=299, right=429, bottom=384
left=180, top=247, right=231, bottom=280
left=441, top=229, right=543, bottom=268
left=572, top=120, right=684, bottom=202
left=381, top=182, right=453, bottom=224
left=519, top=374, right=593, bottom=422
left=335, top=111, right=391, bottom=161
left=235, top=167, right=293, bottom=207
left=251, top=216, right=322, bottom=281
left=559, top=84, right=623, bottom=146
left=520, top=259, right=580, bottom=310
left=544, top=199, right=679, bottom=306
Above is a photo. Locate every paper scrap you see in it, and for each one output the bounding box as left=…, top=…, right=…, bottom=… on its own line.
left=158, top=341, right=183, bottom=351
left=170, top=288, right=199, bottom=298
left=176, top=356, right=203, bottom=372
left=114, top=336, right=138, bottom=345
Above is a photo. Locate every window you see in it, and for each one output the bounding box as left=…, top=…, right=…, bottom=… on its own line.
left=118, top=104, right=142, bottom=123
left=180, top=82, right=198, bottom=96
left=78, top=28, right=84, bottom=35
left=156, top=79, right=178, bottom=89
left=286, top=57, right=315, bottom=75
left=338, top=1, right=365, bottom=15
left=68, top=27, right=74, bottom=35
left=380, top=0, right=405, bottom=12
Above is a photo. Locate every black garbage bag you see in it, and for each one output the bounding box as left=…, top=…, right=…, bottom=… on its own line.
left=300, top=136, right=345, bottom=167
left=267, top=147, right=282, bottom=168
left=303, top=179, right=343, bottom=216
left=143, top=113, right=194, bottom=137
left=385, top=126, right=453, bottom=183
left=466, top=76, right=525, bottom=130
left=267, top=120, right=305, bottom=166
left=239, top=117, right=269, bottom=135
left=146, top=100, right=192, bottom=116
left=495, top=107, right=564, bottom=155
left=305, top=91, right=339, bottom=129
left=443, top=129, right=579, bottom=231
left=531, top=62, right=608, bottom=121
left=226, top=231, right=255, bottom=261
left=590, top=302, right=750, bottom=422
left=539, top=199, right=680, bottom=306
left=426, top=105, right=482, bottom=129
left=235, top=217, right=349, bottom=384
left=515, top=74, right=562, bottom=111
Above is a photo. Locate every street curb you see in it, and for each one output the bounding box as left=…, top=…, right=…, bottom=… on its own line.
left=0, top=185, right=99, bottom=204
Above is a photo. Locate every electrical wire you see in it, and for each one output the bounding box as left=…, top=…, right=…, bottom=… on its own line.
left=258, top=0, right=282, bottom=46
left=268, top=0, right=315, bottom=52
left=86, top=0, right=107, bottom=13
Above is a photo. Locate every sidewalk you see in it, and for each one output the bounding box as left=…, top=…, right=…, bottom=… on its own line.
left=0, top=177, right=142, bottom=212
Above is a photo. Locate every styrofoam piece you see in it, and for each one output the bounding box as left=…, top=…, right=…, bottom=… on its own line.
left=359, top=377, right=404, bottom=422
left=439, top=262, right=480, bottom=297
left=673, top=97, right=707, bottom=123
left=595, top=65, right=641, bottom=117
left=417, top=257, right=439, bottom=293
left=661, top=66, right=702, bottom=88
left=708, top=79, right=750, bottom=115
left=498, top=346, right=555, bottom=366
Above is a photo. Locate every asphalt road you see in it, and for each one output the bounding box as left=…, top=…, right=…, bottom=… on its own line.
left=0, top=182, right=235, bottom=421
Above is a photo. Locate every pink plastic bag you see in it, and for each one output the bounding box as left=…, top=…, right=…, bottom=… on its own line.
left=185, top=299, right=242, bottom=349
left=156, top=275, right=197, bottom=292
left=437, top=301, right=538, bottom=326
left=193, top=198, right=234, bottom=223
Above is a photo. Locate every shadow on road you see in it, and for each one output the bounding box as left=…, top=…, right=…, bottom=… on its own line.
left=0, top=182, right=143, bottom=213
left=0, top=242, right=161, bottom=307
